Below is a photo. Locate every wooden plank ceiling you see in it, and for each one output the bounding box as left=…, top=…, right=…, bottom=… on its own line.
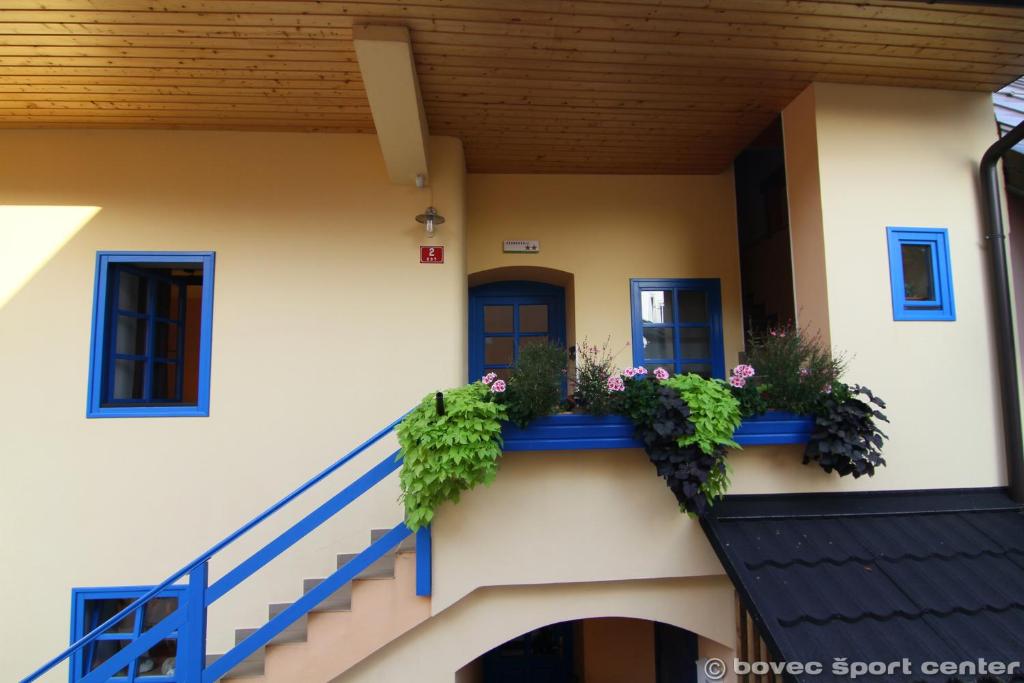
left=1, top=0, right=1023, bottom=174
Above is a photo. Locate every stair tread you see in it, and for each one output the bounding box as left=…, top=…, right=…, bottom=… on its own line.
left=337, top=551, right=395, bottom=579
left=303, top=578, right=353, bottom=612
left=370, top=528, right=417, bottom=553
left=206, top=649, right=264, bottom=679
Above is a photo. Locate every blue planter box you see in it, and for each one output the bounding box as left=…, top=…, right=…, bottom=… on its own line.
left=501, top=412, right=814, bottom=452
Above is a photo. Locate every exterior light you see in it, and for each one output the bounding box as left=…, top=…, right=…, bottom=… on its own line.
left=416, top=206, right=445, bottom=238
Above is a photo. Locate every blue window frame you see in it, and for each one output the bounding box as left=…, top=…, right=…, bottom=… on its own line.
left=630, top=279, right=725, bottom=378
left=886, top=228, right=955, bottom=321
left=87, top=252, right=215, bottom=418
left=468, top=281, right=566, bottom=384
left=69, top=585, right=186, bottom=682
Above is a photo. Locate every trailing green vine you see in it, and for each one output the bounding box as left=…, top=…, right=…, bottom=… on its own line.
left=396, top=381, right=507, bottom=531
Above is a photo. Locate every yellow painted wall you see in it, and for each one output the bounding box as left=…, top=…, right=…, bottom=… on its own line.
left=467, top=173, right=744, bottom=371
left=0, top=130, right=467, bottom=679
left=782, top=86, right=832, bottom=345
left=337, top=577, right=736, bottom=683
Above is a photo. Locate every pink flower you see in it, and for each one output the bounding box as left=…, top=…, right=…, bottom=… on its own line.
left=490, top=379, right=506, bottom=393
left=607, top=375, right=625, bottom=392
left=822, top=384, right=832, bottom=394
left=799, top=368, right=811, bottom=377
left=623, top=367, right=637, bottom=378
left=729, top=375, right=746, bottom=389
left=634, top=366, right=648, bottom=376
left=653, top=367, right=669, bottom=380
left=482, top=372, right=497, bottom=385
left=732, top=364, right=755, bottom=379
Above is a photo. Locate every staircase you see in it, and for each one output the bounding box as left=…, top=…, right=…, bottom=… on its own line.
left=208, top=529, right=429, bottom=681
left=22, top=414, right=433, bottom=683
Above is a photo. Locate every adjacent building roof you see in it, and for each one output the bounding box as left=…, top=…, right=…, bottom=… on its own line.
left=995, top=77, right=1024, bottom=154
left=2, top=1, right=1024, bottom=174
left=702, top=488, right=1024, bottom=683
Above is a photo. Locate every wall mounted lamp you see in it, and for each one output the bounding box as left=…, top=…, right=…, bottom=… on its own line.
left=416, top=207, right=445, bottom=238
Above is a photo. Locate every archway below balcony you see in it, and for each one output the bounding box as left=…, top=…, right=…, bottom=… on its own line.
left=467, top=266, right=576, bottom=384
left=454, top=616, right=707, bottom=683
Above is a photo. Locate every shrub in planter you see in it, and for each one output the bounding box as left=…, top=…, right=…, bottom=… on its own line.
left=573, top=337, right=627, bottom=416
left=500, top=342, right=568, bottom=427
left=742, top=324, right=846, bottom=416
left=804, top=384, right=889, bottom=477
left=397, top=381, right=507, bottom=530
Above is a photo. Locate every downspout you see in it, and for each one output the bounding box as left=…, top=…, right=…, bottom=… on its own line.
left=980, top=119, right=1024, bottom=502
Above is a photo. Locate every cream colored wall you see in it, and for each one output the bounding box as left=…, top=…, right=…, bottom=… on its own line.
left=467, top=173, right=744, bottom=370
left=336, top=577, right=736, bottom=683
left=776, top=83, right=1005, bottom=492
left=0, top=130, right=467, bottom=679
left=782, top=86, right=832, bottom=345
left=431, top=449, right=723, bottom=613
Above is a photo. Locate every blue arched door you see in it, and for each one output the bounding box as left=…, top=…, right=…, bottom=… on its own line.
left=468, top=281, right=566, bottom=383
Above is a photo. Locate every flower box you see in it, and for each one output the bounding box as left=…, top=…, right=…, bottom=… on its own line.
left=501, top=412, right=814, bottom=452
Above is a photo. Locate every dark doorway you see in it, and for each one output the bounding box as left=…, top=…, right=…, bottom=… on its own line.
left=475, top=618, right=699, bottom=683
left=734, top=118, right=796, bottom=341
left=482, top=621, right=577, bottom=683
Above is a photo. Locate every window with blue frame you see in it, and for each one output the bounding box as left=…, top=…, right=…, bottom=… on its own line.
left=70, top=586, right=186, bottom=682
left=630, top=279, right=725, bottom=378
left=886, top=228, right=955, bottom=321
left=88, top=252, right=215, bottom=417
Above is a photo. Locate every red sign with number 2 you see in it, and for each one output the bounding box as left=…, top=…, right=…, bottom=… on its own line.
left=420, top=246, right=444, bottom=263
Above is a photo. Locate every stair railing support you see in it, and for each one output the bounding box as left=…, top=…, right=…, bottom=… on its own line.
left=181, top=561, right=209, bottom=683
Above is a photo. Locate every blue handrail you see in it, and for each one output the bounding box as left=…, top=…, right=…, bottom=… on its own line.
left=22, top=412, right=417, bottom=683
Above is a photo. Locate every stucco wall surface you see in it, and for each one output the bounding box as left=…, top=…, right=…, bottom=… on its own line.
left=0, top=130, right=467, bottom=678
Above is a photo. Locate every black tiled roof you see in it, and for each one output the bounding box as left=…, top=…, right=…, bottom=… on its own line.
left=702, top=488, right=1024, bottom=682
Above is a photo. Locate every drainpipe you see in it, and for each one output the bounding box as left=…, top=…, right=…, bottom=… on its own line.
left=980, top=119, right=1024, bottom=502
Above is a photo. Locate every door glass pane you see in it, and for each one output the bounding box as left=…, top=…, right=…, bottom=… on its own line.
left=678, top=290, right=708, bottom=323
left=519, top=305, right=548, bottom=333
left=486, top=368, right=512, bottom=382
left=136, top=639, right=178, bottom=678
left=484, top=306, right=514, bottom=333
left=518, top=336, right=549, bottom=353
left=640, top=290, right=674, bottom=324
left=901, top=243, right=936, bottom=301
left=484, top=337, right=515, bottom=365
left=680, top=328, right=710, bottom=358
left=681, top=363, right=712, bottom=378
left=113, top=359, right=146, bottom=400
left=117, top=271, right=147, bottom=313
left=642, top=328, right=674, bottom=360
left=116, top=315, right=147, bottom=355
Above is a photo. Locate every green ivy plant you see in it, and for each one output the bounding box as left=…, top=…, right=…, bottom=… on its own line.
left=662, top=374, right=742, bottom=454
left=396, top=382, right=507, bottom=531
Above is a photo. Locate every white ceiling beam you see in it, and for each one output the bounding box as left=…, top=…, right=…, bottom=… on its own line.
left=353, top=25, right=430, bottom=186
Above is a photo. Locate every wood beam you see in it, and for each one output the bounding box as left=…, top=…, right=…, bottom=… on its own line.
left=353, top=25, right=428, bottom=185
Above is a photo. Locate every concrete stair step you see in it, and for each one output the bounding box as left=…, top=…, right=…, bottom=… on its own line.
left=266, top=604, right=308, bottom=644
left=303, top=578, right=353, bottom=612
left=370, top=528, right=417, bottom=554
left=337, top=551, right=395, bottom=579
left=205, top=645, right=265, bottom=679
